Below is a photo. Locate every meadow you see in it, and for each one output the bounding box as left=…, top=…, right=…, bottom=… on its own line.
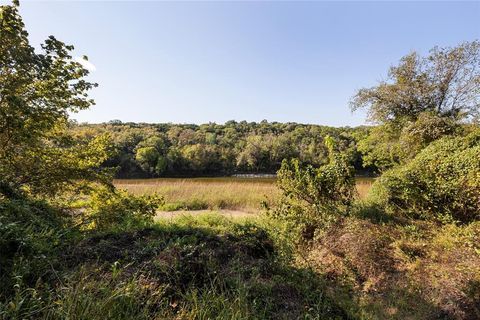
left=114, top=176, right=374, bottom=212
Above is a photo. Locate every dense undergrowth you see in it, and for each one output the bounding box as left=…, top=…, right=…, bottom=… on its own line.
left=301, top=215, right=480, bottom=319
left=370, top=129, right=480, bottom=223
left=2, top=182, right=479, bottom=319
left=0, top=202, right=347, bottom=319
left=265, top=131, right=480, bottom=319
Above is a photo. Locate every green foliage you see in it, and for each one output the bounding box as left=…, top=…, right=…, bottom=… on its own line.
left=399, top=111, right=461, bottom=159
left=72, top=121, right=368, bottom=177
left=270, top=147, right=356, bottom=240
left=370, top=129, right=480, bottom=222
left=84, top=187, right=164, bottom=230
left=356, top=123, right=403, bottom=170
left=0, top=7, right=166, bottom=311
left=351, top=41, right=480, bottom=125
left=0, top=188, right=165, bottom=311
left=0, top=4, right=95, bottom=148
left=134, top=135, right=169, bottom=176
left=351, top=42, right=479, bottom=171
left=0, top=3, right=112, bottom=197
left=181, top=143, right=222, bottom=173
left=1, top=4, right=478, bottom=319
left=0, top=196, right=70, bottom=300
left=0, top=214, right=346, bottom=320
left=357, top=112, right=463, bottom=172
left=9, top=132, right=115, bottom=198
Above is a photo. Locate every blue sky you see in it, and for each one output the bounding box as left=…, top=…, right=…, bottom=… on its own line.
left=18, top=1, right=480, bottom=126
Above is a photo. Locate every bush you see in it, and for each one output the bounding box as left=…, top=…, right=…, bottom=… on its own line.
left=0, top=196, right=70, bottom=300
left=85, top=187, right=164, bottom=230
left=369, top=129, right=480, bottom=223
left=399, top=111, right=460, bottom=160
left=269, top=151, right=356, bottom=240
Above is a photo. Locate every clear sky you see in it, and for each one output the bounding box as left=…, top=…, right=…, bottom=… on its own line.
left=16, top=1, right=480, bottom=126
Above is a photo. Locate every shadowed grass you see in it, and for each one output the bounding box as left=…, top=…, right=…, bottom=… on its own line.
left=0, top=212, right=348, bottom=320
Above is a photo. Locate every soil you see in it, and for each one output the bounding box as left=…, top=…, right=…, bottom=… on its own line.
left=155, top=209, right=259, bottom=220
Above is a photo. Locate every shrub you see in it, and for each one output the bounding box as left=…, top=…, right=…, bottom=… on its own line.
left=85, top=187, right=164, bottom=230
left=399, top=111, right=460, bottom=159
left=370, top=129, right=480, bottom=223
left=269, top=150, right=356, bottom=240
left=0, top=196, right=69, bottom=300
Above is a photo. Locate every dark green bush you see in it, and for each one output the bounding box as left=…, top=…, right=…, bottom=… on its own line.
left=370, top=129, right=480, bottom=223
left=0, top=196, right=69, bottom=300
left=399, top=111, right=461, bottom=160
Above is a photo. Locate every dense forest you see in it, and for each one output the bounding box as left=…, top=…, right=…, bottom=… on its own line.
left=71, top=121, right=371, bottom=177
left=72, top=110, right=478, bottom=178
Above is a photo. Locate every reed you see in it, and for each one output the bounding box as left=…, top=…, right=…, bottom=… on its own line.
left=115, top=177, right=374, bottom=211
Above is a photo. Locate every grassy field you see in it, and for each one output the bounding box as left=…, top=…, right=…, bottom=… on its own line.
left=114, top=176, right=374, bottom=212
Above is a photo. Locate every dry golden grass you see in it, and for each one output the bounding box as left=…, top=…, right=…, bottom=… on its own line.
left=115, top=177, right=374, bottom=212
left=355, top=177, right=374, bottom=199
left=304, top=217, right=480, bottom=319
left=115, top=177, right=280, bottom=212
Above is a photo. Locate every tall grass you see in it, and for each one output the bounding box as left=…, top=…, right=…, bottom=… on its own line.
left=355, top=177, right=375, bottom=199
left=114, top=177, right=280, bottom=212
left=115, top=177, right=374, bottom=212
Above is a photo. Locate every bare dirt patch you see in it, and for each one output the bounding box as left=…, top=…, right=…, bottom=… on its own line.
left=155, top=209, right=259, bottom=220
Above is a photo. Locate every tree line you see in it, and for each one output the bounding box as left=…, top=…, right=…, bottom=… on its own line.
left=70, top=121, right=372, bottom=177
left=71, top=41, right=480, bottom=179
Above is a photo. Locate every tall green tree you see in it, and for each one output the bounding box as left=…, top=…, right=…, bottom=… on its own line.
left=351, top=41, right=480, bottom=170
left=351, top=41, right=480, bottom=124
left=0, top=2, right=112, bottom=196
